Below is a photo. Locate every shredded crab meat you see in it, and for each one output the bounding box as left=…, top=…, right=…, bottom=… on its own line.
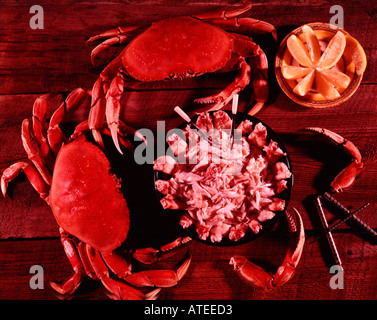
left=154, top=111, right=291, bottom=243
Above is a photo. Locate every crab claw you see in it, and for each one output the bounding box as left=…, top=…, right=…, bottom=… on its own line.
left=85, top=245, right=147, bottom=300
left=230, top=208, right=305, bottom=290
left=124, top=251, right=192, bottom=288
left=272, top=208, right=305, bottom=287
left=131, top=236, right=191, bottom=264
left=229, top=256, right=274, bottom=290
left=302, top=127, right=364, bottom=192
left=330, top=161, right=364, bottom=193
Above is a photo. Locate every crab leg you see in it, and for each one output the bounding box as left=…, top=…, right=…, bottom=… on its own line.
left=193, top=0, right=277, bottom=41
left=50, top=229, right=85, bottom=295
left=230, top=208, right=305, bottom=290
left=71, top=119, right=143, bottom=154
left=77, top=242, right=98, bottom=280
left=85, top=244, right=147, bottom=300
left=210, top=17, right=277, bottom=41
left=304, top=127, right=362, bottom=161
left=195, top=56, right=251, bottom=110
left=132, top=236, right=192, bottom=264
left=249, top=47, right=269, bottom=115
left=230, top=34, right=269, bottom=115
left=272, top=208, right=305, bottom=287
left=160, top=236, right=192, bottom=252
left=89, top=56, right=124, bottom=150
left=101, top=251, right=132, bottom=278
left=103, top=71, right=149, bottom=153
left=303, top=127, right=364, bottom=192
left=196, top=35, right=269, bottom=116
left=87, top=26, right=147, bottom=63
left=124, top=252, right=192, bottom=288
left=90, top=36, right=128, bottom=64
left=89, top=78, right=107, bottom=148
left=232, top=35, right=269, bottom=115
left=22, top=119, right=52, bottom=185
left=87, top=25, right=144, bottom=43
left=31, top=97, right=54, bottom=170
left=194, top=25, right=269, bottom=114
left=105, top=74, right=125, bottom=154
left=1, top=161, right=49, bottom=200
left=193, top=0, right=252, bottom=20
left=47, top=88, right=91, bottom=155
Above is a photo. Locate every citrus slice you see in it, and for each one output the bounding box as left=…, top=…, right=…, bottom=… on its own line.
left=318, top=31, right=346, bottom=69
left=281, top=66, right=312, bottom=80
left=319, top=68, right=350, bottom=89
left=293, top=69, right=315, bottom=96
left=302, top=25, right=321, bottom=64
left=287, top=34, right=313, bottom=68
left=316, top=71, right=340, bottom=99
left=344, top=35, right=367, bottom=76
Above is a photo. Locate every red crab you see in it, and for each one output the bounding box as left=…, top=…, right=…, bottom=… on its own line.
left=86, top=0, right=276, bottom=154
left=1, top=89, right=191, bottom=300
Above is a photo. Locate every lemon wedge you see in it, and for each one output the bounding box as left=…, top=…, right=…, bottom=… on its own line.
left=344, top=35, right=367, bottom=76
left=281, top=66, right=311, bottom=80
left=319, top=68, right=350, bottom=89
left=315, top=71, right=341, bottom=100
left=287, top=35, right=313, bottom=68
left=317, top=31, right=346, bottom=69
left=293, top=69, right=315, bottom=96
left=302, top=25, right=321, bottom=64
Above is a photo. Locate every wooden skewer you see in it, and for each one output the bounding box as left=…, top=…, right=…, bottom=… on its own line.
left=174, top=106, right=212, bottom=145
left=228, top=94, right=239, bottom=150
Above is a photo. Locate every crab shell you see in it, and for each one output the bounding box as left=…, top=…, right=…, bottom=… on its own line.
left=49, top=140, right=130, bottom=253
left=123, top=17, right=233, bottom=81
left=88, top=7, right=274, bottom=154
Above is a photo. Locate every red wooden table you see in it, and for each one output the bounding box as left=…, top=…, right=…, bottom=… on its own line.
left=1, top=0, right=377, bottom=300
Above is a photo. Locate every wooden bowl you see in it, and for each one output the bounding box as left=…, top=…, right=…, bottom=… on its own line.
left=275, top=22, right=363, bottom=108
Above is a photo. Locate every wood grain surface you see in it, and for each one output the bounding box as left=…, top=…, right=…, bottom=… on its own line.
left=1, top=0, right=377, bottom=300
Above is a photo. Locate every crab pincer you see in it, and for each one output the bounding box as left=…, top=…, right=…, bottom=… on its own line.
left=230, top=208, right=305, bottom=290
left=302, top=127, right=365, bottom=192
left=124, top=252, right=192, bottom=288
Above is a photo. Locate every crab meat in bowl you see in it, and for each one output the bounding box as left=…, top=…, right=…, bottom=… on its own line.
left=154, top=111, right=291, bottom=243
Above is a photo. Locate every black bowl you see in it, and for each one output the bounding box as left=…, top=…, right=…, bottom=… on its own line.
left=154, top=111, right=293, bottom=246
